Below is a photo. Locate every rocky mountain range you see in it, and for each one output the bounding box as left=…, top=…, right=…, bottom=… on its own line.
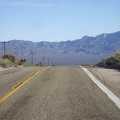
left=0, top=31, right=120, bottom=65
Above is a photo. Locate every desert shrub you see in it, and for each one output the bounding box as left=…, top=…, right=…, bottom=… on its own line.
left=0, top=54, right=27, bottom=68
left=18, top=59, right=26, bottom=65
left=0, top=58, right=13, bottom=68
left=2, top=54, right=16, bottom=63
left=97, top=51, right=120, bottom=68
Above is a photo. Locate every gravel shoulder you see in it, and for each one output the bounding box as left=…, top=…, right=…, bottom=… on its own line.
left=88, top=67, right=120, bottom=98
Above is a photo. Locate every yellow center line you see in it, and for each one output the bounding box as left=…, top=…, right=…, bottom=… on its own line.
left=12, top=82, right=23, bottom=89
left=0, top=67, right=47, bottom=104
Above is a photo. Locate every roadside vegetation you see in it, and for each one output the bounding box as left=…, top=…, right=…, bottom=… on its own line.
left=0, top=54, right=26, bottom=68
left=96, top=51, right=120, bottom=69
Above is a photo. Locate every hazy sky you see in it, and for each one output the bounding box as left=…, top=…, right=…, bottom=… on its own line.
left=0, top=0, right=120, bottom=42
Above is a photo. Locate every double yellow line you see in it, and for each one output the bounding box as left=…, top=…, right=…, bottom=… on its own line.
left=0, top=67, right=47, bottom=104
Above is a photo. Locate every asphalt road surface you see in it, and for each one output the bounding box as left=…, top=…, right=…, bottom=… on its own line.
left=0, top=66, right=120, bottom=120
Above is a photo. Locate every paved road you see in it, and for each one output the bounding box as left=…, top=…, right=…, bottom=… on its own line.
left=0, top=66, right=120, bottom=120
left=0, top=66, right=42, bottom=99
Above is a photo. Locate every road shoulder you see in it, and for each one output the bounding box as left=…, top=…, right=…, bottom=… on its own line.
left=86, top=66, right=120, bottom=99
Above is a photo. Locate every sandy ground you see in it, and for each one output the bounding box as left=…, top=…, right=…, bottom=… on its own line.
left=88, top=67, right=120, bottom=98
left=0, top=67, right=13, bottom=71
left=0, top=66, right=23, bottom=72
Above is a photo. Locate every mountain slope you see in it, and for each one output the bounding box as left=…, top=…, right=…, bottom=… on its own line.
left=0, top=31, right=120, bottom=57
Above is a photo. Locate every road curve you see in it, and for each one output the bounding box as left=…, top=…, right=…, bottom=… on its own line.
left=0, top=66, right=120, bottom=120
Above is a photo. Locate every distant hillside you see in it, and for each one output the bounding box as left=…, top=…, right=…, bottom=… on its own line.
left=0, top=31, right=120, bottom=65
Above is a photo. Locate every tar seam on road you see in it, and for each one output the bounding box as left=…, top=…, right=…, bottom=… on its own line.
left=0, top=67, right=47, bottom=104
left=81, top=66, right=120, bottom=109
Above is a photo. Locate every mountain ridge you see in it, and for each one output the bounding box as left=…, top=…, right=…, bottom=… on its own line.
left=0, top=31, right=120, bottom=57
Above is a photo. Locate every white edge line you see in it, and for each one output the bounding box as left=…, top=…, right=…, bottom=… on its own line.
left=80, top=66, right=120, bottom=109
